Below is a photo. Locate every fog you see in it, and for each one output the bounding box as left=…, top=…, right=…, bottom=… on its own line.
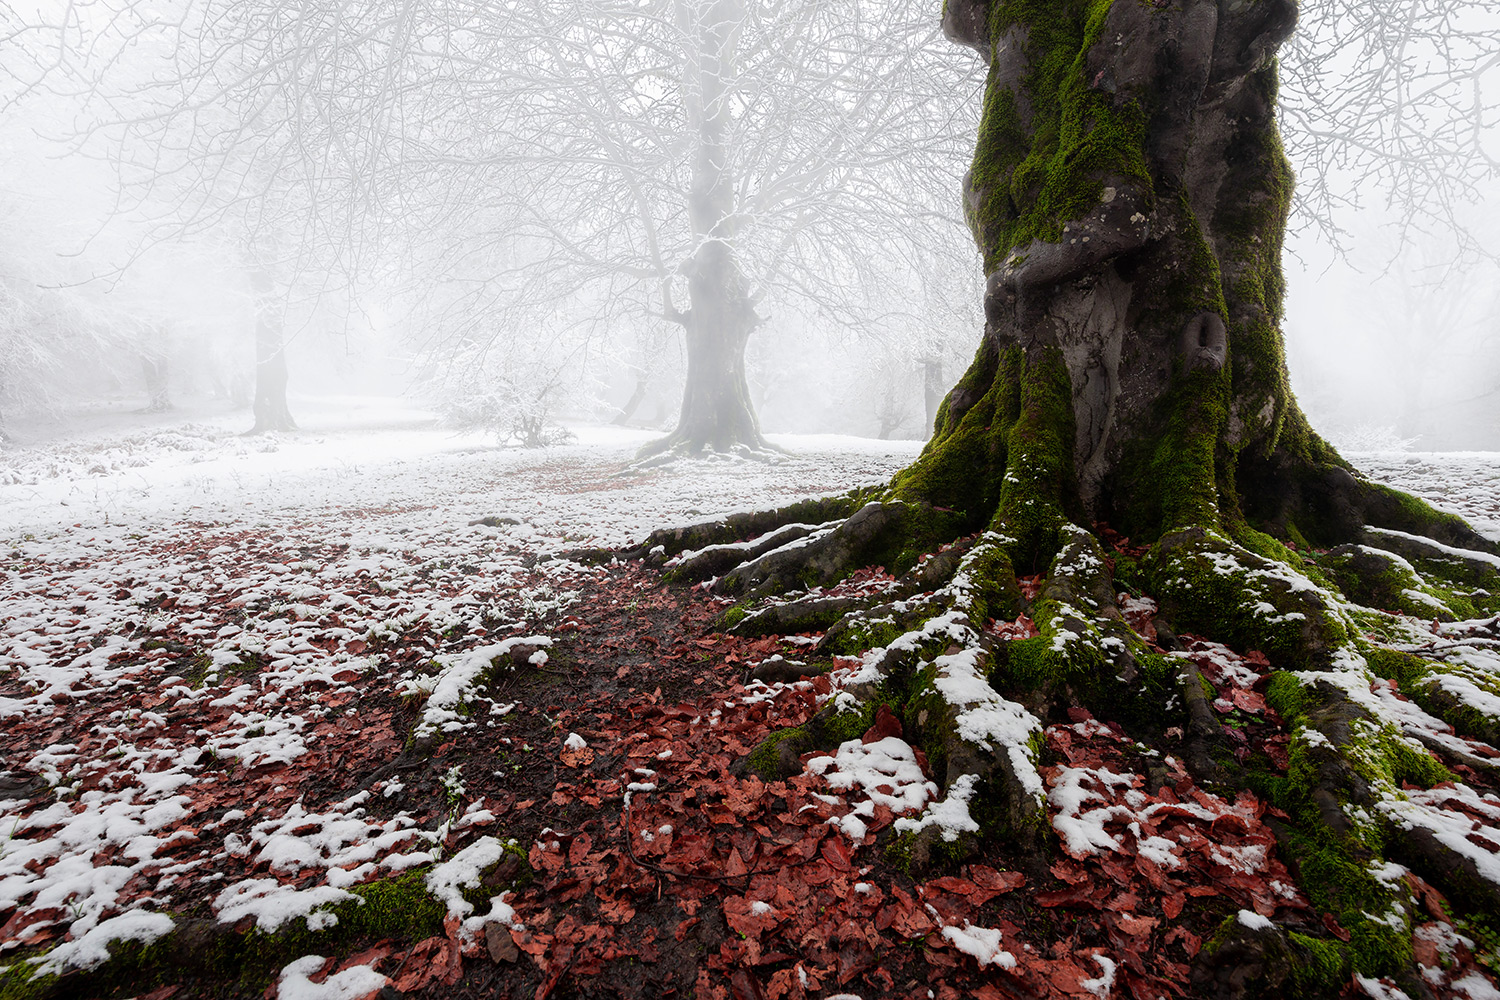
left=0, top=0, right=1496, bottom=452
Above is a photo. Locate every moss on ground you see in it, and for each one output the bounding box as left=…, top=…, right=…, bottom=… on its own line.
left=0, top=851, right=531, bottom=1000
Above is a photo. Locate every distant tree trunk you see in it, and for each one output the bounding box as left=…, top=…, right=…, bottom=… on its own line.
left=921, top=357, right=944, bottom=435
left=640, top=0, right=767, bottom=458
left=654, top=241, right=765, bottom=454
left=141, top=351, right=172, bottom=412
left=612, top=372, right=649, bottom=426
left=248, top=268, right=296, bottom=434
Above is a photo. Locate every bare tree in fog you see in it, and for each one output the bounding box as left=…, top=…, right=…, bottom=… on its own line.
left=13, top=0, right=976, bottom=450
left=1282, top=0, right=1500, bottom=256
left=13, top=0, right=426, bottom=433
left=401, top=0, right=977, bottom=455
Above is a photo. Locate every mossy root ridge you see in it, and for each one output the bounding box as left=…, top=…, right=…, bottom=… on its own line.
left=618, top=0, right=1500, bottom=989
left=0, top=857, right=527, bottom=1000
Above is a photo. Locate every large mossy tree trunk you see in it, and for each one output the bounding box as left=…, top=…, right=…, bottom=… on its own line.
left=903, top=0, right=1488, bottom=568
left=624, top=1, right=1500, bottom=994
left=248, top=267, right=296, bottom=435
left=639, top=0, right=769, bottom=459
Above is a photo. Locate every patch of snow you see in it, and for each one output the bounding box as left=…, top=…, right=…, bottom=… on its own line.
left=939, top=920, right=1016, bottom=969
left=1081, top=953, right=1117, bottom=998
left=1236, top=909, right=1273, bottom=931
left=276, top=954, right=390, bottom=1000
left=1453, top=971, right=1500, bottom=1000
left=893, top=773, right=981, bottom=843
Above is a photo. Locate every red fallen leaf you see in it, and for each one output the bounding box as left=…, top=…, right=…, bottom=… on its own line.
left=1412, top=924, right=1443, bottom=968
left=912, top=746, right=933, bottom=778
left=836, top=937, right=876, bottom=984
left=560, top=746, right=595, bottom=768
left=1165, top=926, right=1201, bottom=957
left=923, top=943, right=961, bottom=968
left=926, top=876, right=976, bottom=895
left=1050, top=958, right=1095, bottom=994
left=820, top=836, right=853, bottom=872
left=1133, top=854, right=1172, bottom=891
left=675, top=917, right=701, bottom=942
left=1104, top=892, right=1140, bottom=913
left=511, top=926, right=551, bottom=958
left=1036, top=885, right=1100, bottom=909
left=723, top=896, right=782, bottom=937
left=1163, top=893, right=1186, bottom=919
left=969, top=865, right=1025, bottom=892
left=861, top=704, right=902, bottom=744
left=392, top=937, right=456, bottom=992
left=138, top=987, right=182, bottom=1000
left=1115, top=913, right=1158, bottom=936
left=1405, top=874, right=1449, bottom=921
left=1321, top=912, right=1351, bottom=942
left=889, top=904, right=935, bottom=939
left=765, top=967, right=796, bottom=1000
left=1230, top=687, right=1266, bottom=713
left=724, top=847, right=749, bottom=877
left=337, top=941, right=397, bottom=972
left=730, top=968, right=765, bottom=1000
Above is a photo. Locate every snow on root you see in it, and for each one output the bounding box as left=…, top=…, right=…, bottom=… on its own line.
left=214, top=879, right=356, bottom=933
left=425, top=836, right=524, bottom=938
left=1377, top=783, right=1500, bottom=888
left=931, top=641, right=1044, bottom=803
left=893, top=773, right=982, bottom=843
left=275, top=954, right=390, bottom=1000
left=410, top=636, right=552, bottom=742
left=32, top=910, right=175, bottom=975
left=807, top=736, right=939, bottom=842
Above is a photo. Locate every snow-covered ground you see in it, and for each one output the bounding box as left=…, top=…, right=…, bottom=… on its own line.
left=0, top=400, right=928, bottom=987
left=3, top=400, right=1500, bottom=994
left=1344, top=451, right=1500, bottom=543
left=1, top=397, right=924, bottom=546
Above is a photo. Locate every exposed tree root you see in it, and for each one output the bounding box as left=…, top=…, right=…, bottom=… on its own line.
left=626, top=481, right=1500, bottom=994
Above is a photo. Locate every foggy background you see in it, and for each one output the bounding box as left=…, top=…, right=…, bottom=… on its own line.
left=0, top=0, right=1496, bottom=452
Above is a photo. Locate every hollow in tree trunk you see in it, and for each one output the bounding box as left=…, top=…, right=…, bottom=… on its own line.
left=624, top=1, right=1500, bottom=994
left=248, top=268, right=296, bottom=434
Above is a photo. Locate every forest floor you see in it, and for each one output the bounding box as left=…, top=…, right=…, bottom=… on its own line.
left=3, top=403, right=1500, bottom=1000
